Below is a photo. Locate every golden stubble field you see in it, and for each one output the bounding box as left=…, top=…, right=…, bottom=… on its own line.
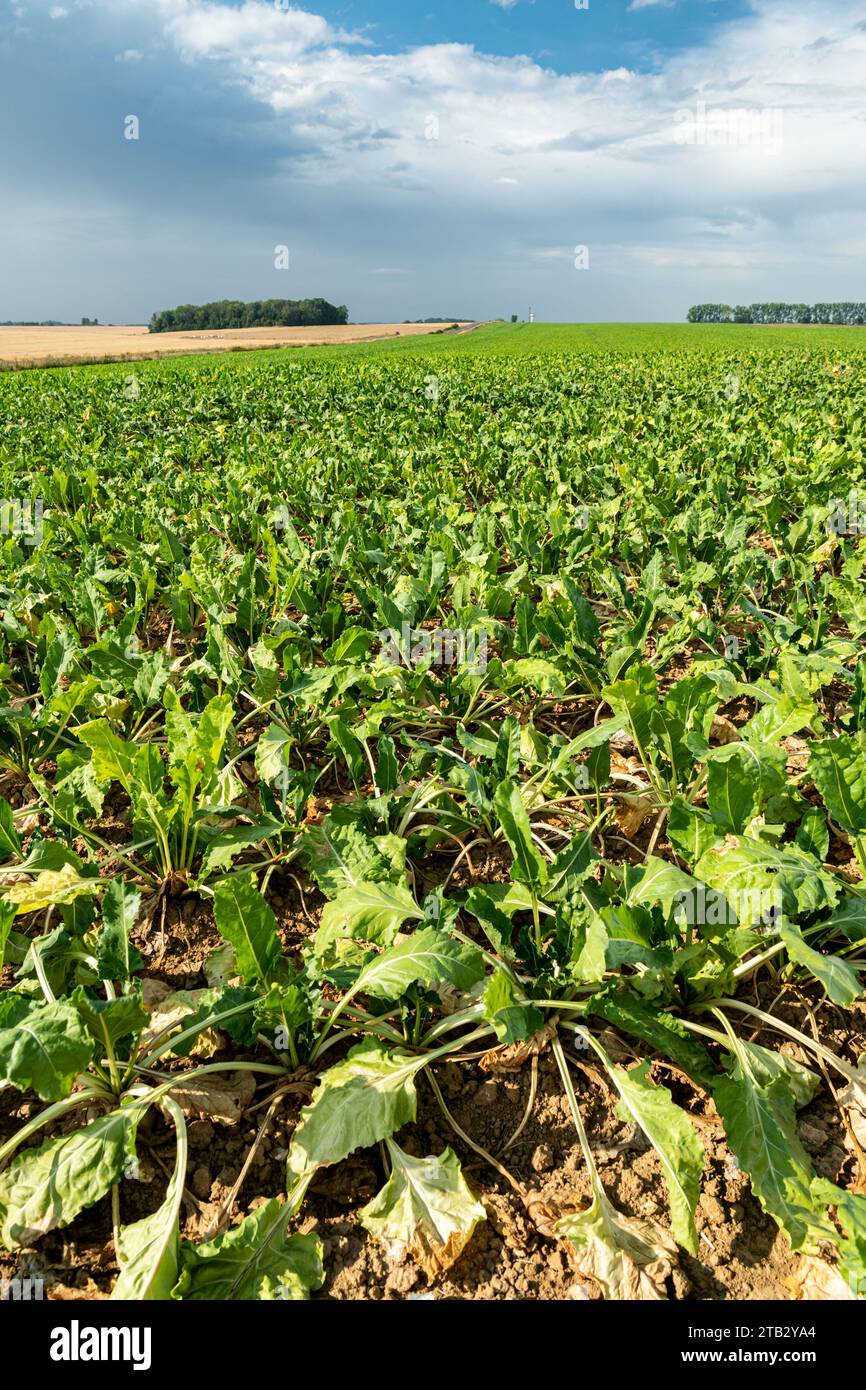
left=0, top=322, right=473, bottom=369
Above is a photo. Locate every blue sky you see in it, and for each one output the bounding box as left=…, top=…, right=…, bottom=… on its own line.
left=309, top=0, right=754, bottom=74
left=1, top=0, right=864, bottom=324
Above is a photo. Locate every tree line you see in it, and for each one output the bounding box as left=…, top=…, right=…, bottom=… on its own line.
left=687, top=303, right=866, bottom=325
left=149, top=298, right=349, bottom=333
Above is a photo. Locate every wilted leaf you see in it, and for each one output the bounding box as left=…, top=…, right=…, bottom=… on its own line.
left=359, top=1141, right=486, bottom=1276
left=170, top=1069, right=256, bottom=1124
left=788, top=1256, right=857, bottom=1301
left=1, top=863, right=104, bottom=916
left=614, top=794, right=655, bottom=839
left=557, top=1189, right=678, bottom=1300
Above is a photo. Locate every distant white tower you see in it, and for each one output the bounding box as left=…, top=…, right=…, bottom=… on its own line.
left=528, top=307, right=535, bottom=323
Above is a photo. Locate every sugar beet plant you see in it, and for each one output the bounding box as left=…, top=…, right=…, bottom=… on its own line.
left=0, top=333, right=865, bottom=1299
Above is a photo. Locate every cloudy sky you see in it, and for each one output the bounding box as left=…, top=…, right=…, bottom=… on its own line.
left=1, top=0, right=864, bottom=323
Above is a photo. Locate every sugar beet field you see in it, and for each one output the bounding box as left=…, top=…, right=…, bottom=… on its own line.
left=0, top=322, right=865, bottom=1303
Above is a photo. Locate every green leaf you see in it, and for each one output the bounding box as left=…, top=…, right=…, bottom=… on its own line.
left=731, top=1039, right=820, bottom=1110
left=555, top=714, right=628, bottom=762
left=546, top=831, right=596, bottom=900
left=287, top=1038, right=422, bottom=1180
left=826, top=895, right=866, bottom=943
left=777, top=920, right=863, bottom=1006
left=199, top=816, right=284, bottom=877
left=809, top=736, right=866, bottom=837
left=113, top=1097, right=185, bottom=1300
left=165, top=688, right=233, bottom=804
left=624, top=856, right=700, bottom=919
left=811, top=1180, right=866, bottom=1298
left=72, top=989, right=149, bottom=1049
left=299, top=819, right=406, bottom=898
left=713, top=1069, right=836, bottom=1253
left=254, top=980, right=312, bottom=1040
left=695, top=837, right=839, bottom=925
left=667, top=797, right=720, bottom=865
left=0, top=1109, right=139, bottom=1249
left=564, top=905, right=608, bottom=984
left=604, top=601, right=655, bottom=684
left=0, top=798, right=21, bottom=860
left=0, top=899, right=14, bottom=970
left=77, top=723, right=169, bottom=850
left=176, top=1199, right=323, bottom=1301
left=76, top=718, right=138, bottom=788
left=601, top=1059, right=704, bottom=1254
left=353, top=927, right=484, bottom=1002
left=212, top=876, right=281, bottom=985
left=482, top=969, right=544, bottom=1043
left=795, top=807, right=830, bottom=861
left=96, top=878, right=143, bottom=981
left=0, top=992, right=31, bottom=1030
left=462, top=887, right=516, bottom=962
left=314, top=880, right=423, bottom=959
left=0, top=998, right=94, bottom=1101
left=359, top=1140, right=486, bottom=1275
left=376, top=734, right=398, bottom=793
left=663, top=675, right=719, bottom=741
left=493, top=779, right=547, bottom=889
left=500, top=657, right=565, bottom=696
left=706, top=748, right=763, bottom=832
left=255, top=723, right=293, bottom=784
left=326, top=714, right=366, bottom=787
left=744, top=696, right=814, bottom=745
left=587, top=988, right=717, bottom=1091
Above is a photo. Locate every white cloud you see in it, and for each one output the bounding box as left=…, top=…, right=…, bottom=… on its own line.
left=114, top=48, right=144, bottom=62
left=48, top=5, right=68, bottom=17
left=164, top=2, right=339, bottom=61
left=16, top=0, right=866, bottom=313
left=138, top=0, right=862, bottom=230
